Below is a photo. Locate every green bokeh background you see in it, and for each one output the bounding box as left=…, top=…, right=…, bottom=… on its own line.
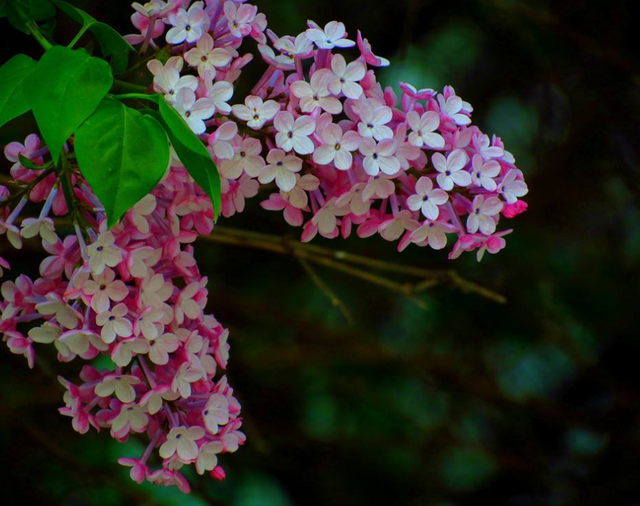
left=2, top=0, right=640, bottom=505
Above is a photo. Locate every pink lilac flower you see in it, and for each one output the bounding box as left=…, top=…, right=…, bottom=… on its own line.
left=406, top=111, right=445, bottom=149
left=358, top=139, right=400, bottom=176
left=410, top=220, right=451, bottom=250
left=220, top=138, right=264, bottom=179
left=290, top=70, right=342, bottom=114
left=232, top=95, right=280, bottom=129
left=498, top=169, right=529, bottom=204
left=328, top=54, right=365, bottom=99
left=274, top=111, right=316, bottom=155
left=406, top=177, right=449, bottom=220
left=433, top=150, right=472, bottom=191
left=224, top=1, right=258, bottom=38
left=259, top=149, right=302, bottom=192
left=470, top=154, right=500, bottom=191
left=185, top=33, right=233, bottom=77
left=438, top=88, right=472, bottom=126
left=467, top=195, right=504, bottom=235
left=306, top=20, right=355, bottom=49
left=313, top=123, right=360, bottom=171
left=173, top=88, right=216, bottom=135
left=357, top=101, right=393, bottom=140
left=166, top=1, right=208, bottom=44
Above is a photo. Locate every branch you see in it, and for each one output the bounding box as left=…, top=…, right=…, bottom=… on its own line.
left=206, top=226, right=506, bottom=304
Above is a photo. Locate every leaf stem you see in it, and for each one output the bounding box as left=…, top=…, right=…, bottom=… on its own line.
left=67, top=25, right=90, bottom=49
left=26, top=21, right=53, bottom=50
left=111, top=80, right=148, bottom=94
left=111, top=93, right=158, bottom=102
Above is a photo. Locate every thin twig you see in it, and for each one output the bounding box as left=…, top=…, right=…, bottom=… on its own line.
left=294, top=253, right=354, bottom=324
left=209, top=226, right=505, bottom=304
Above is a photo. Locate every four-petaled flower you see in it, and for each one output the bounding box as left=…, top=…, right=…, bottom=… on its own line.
left=407, top=111, right=445, bottom=149
left=306, top=20, right=355, bottom=49
left=79, top=267, right=128, bottom=313
left=203, top=393, right=230, bottom=434
left=173, top=88, right=216, bottom=135
left=433, top=150, right=472, bottom=191
left=328, top=54, right=365, bottom=99
left=467, top=195, right=504, bottom=235
left=291, top=70, right=342, bottom=114
left=359, top=139, right=400, bottom=176
left=184, top=33, right=233, bottom=77
left=159, top=426, right=205, bottom=461
left=313, top=123, right=360, bottom=171
left=259, top=149, right=302, bottom=192
left=470, top=154, right=500, bottom=191
left=87, top=232, right=122, bottom=275
left=232, top=95, right=280, bottom=130
left=166, top=1, right=207, bottom=45
left=274, top=112, right=316, bottom=155
left=406, top=177, right=449, bottom=220
left=96, top=303, right=133, bottom=343
left=357, top=101, right=393, bottom=141
left=95, top=374, right=140, bottom=403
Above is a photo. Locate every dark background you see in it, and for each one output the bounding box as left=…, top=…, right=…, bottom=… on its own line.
left=2, top=0, right=640, bottom=505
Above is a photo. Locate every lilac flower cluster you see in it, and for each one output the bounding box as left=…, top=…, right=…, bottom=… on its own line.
left=133, top=0, right=528, bottom=261
left=0, top=147, right=243, bottom=491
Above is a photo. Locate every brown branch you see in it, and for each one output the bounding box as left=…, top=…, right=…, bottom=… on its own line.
left=294, top=252, right=355, bottom=324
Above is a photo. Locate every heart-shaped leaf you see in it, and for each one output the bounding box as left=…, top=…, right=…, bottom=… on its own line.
left=28, top=46, right=113, bottom=161
left=0, top=54, right=37, bottom=128
left=157, top=97, right=221, bottom=220
left=75, top=99, right=170, bottom=227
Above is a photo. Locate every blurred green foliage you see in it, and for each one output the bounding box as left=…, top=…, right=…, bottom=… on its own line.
left=2, top=0, right=640, bottom=505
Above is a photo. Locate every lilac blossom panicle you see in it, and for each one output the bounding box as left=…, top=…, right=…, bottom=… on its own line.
left=0, top=0, right=528, bottom=494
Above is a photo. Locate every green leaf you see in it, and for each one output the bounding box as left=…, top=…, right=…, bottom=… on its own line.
left=157, top=97, right=221, bottom=220
left=75, top=99, right=170, bottom=227
left=6, top=0, right=55, bottom=32
left=90, top=22, right=134, bottom=56
left=0, top=54, right=37, bottom=128
left=18, top=153, right=50, bottom=170
left=52, top=0, right=134, bottom=56
left=28, top=46, right=113, bottom=161
left=109, top=51, right=129, bottom=75
left=50, top=0, right=92, bottom=25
